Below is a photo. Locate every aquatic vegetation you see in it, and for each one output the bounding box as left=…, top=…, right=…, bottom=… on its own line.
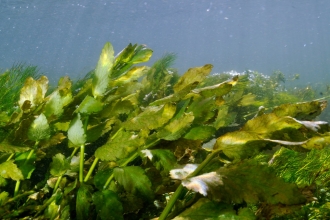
left=0, top=42, right=330, bottom=219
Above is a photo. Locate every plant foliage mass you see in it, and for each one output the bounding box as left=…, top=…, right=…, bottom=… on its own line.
left=0, top=42, right=329, bottom=219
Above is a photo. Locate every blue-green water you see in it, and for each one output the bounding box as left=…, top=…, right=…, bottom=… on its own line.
left=0, top=0, right=329, bottom=84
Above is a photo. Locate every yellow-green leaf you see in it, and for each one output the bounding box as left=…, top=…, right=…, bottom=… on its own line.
left=173, top=64, right=213, bottom=93
left=28, top=113, right=50, bottom=141
left=76, top=95, right=103, bottom=114
left=92, top=42, right=114, bottom=98
left=67, top=114, right=86, bottom=146
left=18, top=76, right=48, bottom=110
left=0, top=160, right=24, bottom=181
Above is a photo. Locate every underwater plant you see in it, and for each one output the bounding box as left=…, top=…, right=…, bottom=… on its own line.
left=0, top=42, right=329, bottom=219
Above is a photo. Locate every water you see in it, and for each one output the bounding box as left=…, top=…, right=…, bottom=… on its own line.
left=0, top=0, right=329, bottom=84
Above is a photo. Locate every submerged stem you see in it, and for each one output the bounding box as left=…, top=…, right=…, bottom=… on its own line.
left=69, top=147, right=79, bottom=161
left=14, top=180, right=20, bottom=197
left=53, top=175, right=62, bottom=193
left=79, top=144, right=85, bottom=182
left=159, top=150, right=221, bottom=220
left=6, top=153, right=14, bottom=161
left=84, top=157, right=99, bottom=182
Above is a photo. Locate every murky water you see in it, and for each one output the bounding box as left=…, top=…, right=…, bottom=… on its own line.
left=0, top=0, right=329, bottom=84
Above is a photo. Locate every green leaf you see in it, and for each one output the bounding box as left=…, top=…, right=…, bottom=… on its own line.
left=92, top=42, right=114, bottom=98
left=95, top=129, right=145, bottom=161
left=50, top=153, right=70, bottom=176
left=67, top=114, right=86, bottom=146
left=186, top=76, right=237, bottom=99
left=272, top=100, right=327, bottom=120
left=94, top=169, right=112, bottom=190
left=76, top=184, right=93, bottom=220
left=213, top=105, right=237, bottom=129
left=76, top=95, right=103, bottom=114
left=186, top=97, right=216, bottom=124
left=173, top=64, right=213, bottom=93
left=111, top=43, right=153, bottom=79
left=28, top=113, right=50, bottom=141
left=157, top=112, right=194, bottom=141
left=215, top=158, right=305, bottom=205
left=18, top=76, right=48, bottom=110
left=141, top=149, right=177, bottom=173
left=113, top=166, right=154, bottom=200
left=93, top=190, right=123, bottom=220
left=111, top=66, right=149, bottom=86
left=44, top=76, right=72, bottom=118
left=214, top=113, right=308, bottom=160
left=15, top=151, right=36, bottom=179
left=124, top=103, right=176, bottom=130
left=0, top=141, right=30, bottom=153
left=184, top=125, right=216, bottom=141
left=0, top=176, right=7, bottom=187
left=0, top=191, right=9, bottom=206
left=173, top=198, right=256, bottom=220
left=0, top=160, right=24, bottom=181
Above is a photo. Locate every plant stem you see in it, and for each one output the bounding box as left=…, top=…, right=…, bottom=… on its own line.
left=6, top=153, right=14, bottom=161
left=5, top=190, right=35, bottom=204
left=159, top=149, right=221, bottom=220
left=14, top=142, right=37, bottom=196
left=14, top=180, right=20, bottom=196
left=53, top=175, right=62, bottom=193
left=69, top=147, right=79, bottom=161
left=23, top=149, right=35, bottom=166
left=79, top=144, right=85, bottom=182
left=84, top=157, right=99, bottom=182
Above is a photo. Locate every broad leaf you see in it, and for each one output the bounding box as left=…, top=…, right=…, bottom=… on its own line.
left=215, top=158, right=305, bottom=205
left=93, top=190, right=123, bottom=220
left=173, top=64, right=213, bottom=93
left=50, top=153, right=70, bottom=176
left=15, top=151, right=36, bottom=179
left=272, top=100, right=327, bottom=120
left=0, top=141, right=30, bottom=153
left=76, top=184, right=93, bottom=220
left=113, top=166, right=154, bottom=200
left=157, top=112, right=194, bottom=141
left=185, top=76, right=237, bottom=99
left=95, top=129, right=146, bottom=161
left=184, top=125, right=216, bottom=141
left=28, top=113, right=50, bottom=141
left=124, top=103, right=176, bottom=130
left=44, top=76, right=72, bottom=118
left=173, top=198, right=256, bottom=220
left=18, top=76, right=48, bottom=110
left=111, top=66, right=149, bottom=86
left=76, top=95, right=103, bottom=114
left=92, top=42, right=114, bottom=98
left=67, top=114, right=86, bottom=146
left=215, top=113, right=310, bottom=160
left=0, top=191, right=9, bottom=206
left=141, top=149, right=177, bottom=172
left=111, top=43, right=153, bottom=79
left=0, top=160, right=24, bottom=181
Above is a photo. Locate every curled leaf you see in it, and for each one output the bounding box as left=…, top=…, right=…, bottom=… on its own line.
left=182, top=172, right=222, bottom=196
left=19, top=76, right=48, bottom=110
